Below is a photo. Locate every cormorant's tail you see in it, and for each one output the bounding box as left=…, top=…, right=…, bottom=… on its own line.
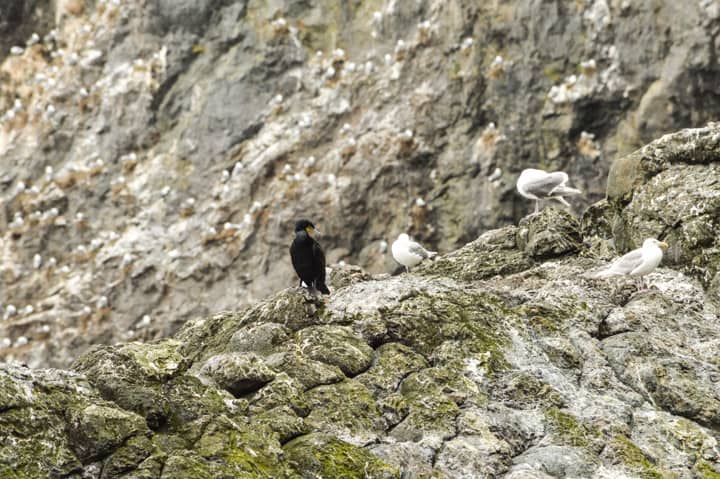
left=317, top=283, right=331, bottom=295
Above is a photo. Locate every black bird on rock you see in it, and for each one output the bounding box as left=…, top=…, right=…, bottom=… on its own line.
left=290, top=219, right=330, bottom=295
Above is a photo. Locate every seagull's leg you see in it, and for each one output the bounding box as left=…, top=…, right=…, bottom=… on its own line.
left=534, top=200, right=539, bottom=214
left=406, top=266, right=410, bottom=273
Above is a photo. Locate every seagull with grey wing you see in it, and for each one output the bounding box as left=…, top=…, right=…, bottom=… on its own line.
left=391, top=233, right=437, bottom=273
left=587, top=238, right=669, bottom=290
left=517, top=168, right=582, bottom=213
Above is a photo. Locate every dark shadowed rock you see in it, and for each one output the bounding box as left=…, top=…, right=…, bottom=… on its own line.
left=517, top=207, right=582, bottom=259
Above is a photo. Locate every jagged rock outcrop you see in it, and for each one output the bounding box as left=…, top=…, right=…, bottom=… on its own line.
left=604, top=124, right=720, bottom=303
left=2, top=195, right=720, bottom=477
left=2, top=0, right=720, bottom=368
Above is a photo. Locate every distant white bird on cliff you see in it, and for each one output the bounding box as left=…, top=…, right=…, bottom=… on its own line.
left=391, top=233, right=437, bottom=273
left=516, top=168, right=582, bottom=213
left=587, top=238, right=669, bottom=290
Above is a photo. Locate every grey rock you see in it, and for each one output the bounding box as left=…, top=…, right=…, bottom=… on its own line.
left=292, top=325, right=374, bottom=377
left=200, top=352, right=276, bottom=396
left=2, top=200, right=720, bottom=477
left=4, top=0, right=720, bottom=370
left=511, top=445, right=599, bottom=478
left=517, top=208, right=582, bottom=259
left=229, top=322, right=291, bottom=355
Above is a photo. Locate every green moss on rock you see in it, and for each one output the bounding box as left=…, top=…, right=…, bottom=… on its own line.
left=695, top=461, right=720, bottom=479
left=516, top=208, right=582, bottom=259
left=305, top=380, right=384, bottom=444
left=544, top=408, right=600, bottom=450
left=200, top=352, right=276, bottom=397
left=194, top=416, right=294, bottom=478
left=292, top=325, right=374, bottom=376
left=383, top=288, right=509, bottom=373
left=251, top=405, right=309, bottom=444
left=418, top=226, right=535, bottom=281
left=355, top=342, right=428, bottom=396
left=264, top=352, right=346, bottom=390
left=608, top=435, right=671, bottom=479
left=247, top=373, right=311, bottom=417
left=496, top=372, right=564, bottom=408
left=66, top=403, right=149, bottom=462
left=284, top=433, right=399, bottom=479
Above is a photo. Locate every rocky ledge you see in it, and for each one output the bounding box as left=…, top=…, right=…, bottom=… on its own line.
left=3, top=126, right=720, bottom=478
left=3, top=0, right=720, bottom=370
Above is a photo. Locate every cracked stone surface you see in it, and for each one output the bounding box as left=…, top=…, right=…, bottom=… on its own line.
left=2, top=0, right=720, bottom=369
left=2, top=198, right=720, bottom=477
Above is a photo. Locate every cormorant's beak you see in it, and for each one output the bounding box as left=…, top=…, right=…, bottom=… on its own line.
left=306, top=226, right=322, bottom=237
left=659, top=241, right=669, bottom=249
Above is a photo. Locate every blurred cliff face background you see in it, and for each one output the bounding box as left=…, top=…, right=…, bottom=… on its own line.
left=1, top=0, right=719, bottom=367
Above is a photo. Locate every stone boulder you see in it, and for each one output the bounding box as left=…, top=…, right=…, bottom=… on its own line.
left=2, top=200, right=719, bottom=477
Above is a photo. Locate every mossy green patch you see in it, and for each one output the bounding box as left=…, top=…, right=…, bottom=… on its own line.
left=251, top=405, right=309, bottom=444
left=383, top=288, right=509, bottom=373
left=498, top=372, right=564, bottom=408
left=284, top=433, right=399, bottom=479
left=0, top=372, right=31, bottom=410
left=392, top=392, right=460, bottom=442
left=695, top=461, right=720, bottom=479
left=292, top=325, right=374, bottom=376
left=305, top=380, right=383, bottom=443
left=124, top=340, right=188, bottom=381
left=195, top=416, right=294, bottom=478
left=248, top=373, right=311, bottom=417
left=401, top=366, right=480, bottom=406
left=610, top=435, right=672, bottom=479
left=355, top=342, right=428, bottom=396
left=66, top=403, right=149, bottom=462
left=418, top=226, right=535, bottom=281
left=545, top=408, right=600, bottom=449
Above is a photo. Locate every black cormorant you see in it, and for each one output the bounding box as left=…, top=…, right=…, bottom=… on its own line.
left=290, top=219, right=330, bottom=295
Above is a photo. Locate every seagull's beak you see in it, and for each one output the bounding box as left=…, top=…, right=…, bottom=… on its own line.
left=659, top=241, right=669, bottom=249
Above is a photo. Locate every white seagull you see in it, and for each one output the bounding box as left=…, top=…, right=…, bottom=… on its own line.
left=516, top=168, right=582, bottom=213
left=588, top=238, right=669, bottom=289
left=391, top=233, right=437, bottom=272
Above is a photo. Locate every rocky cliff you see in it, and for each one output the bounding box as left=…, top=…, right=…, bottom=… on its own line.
left=3, top=123, right=720, bottom=477
left=2, top=0, right=720, bottom=368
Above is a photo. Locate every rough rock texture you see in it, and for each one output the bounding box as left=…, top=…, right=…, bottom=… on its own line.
left=0, top=0, right=53, bottom=59
left=602, top=124, right=720, bottom=301
left=2, top=198, right=720, bottom=477
left=2, top=0, right=720, bottom=367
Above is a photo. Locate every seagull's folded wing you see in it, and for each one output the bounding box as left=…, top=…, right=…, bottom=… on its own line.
left=408, top=242, right=430, bottom=259
left=609, top=248, right=644, bottom=274
left=523, top=172, right=568, bottom=198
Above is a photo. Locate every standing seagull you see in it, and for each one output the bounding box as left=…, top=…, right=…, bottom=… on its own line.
left=290, top=219, right=330, bottom=295
left=588, top=238, right=669, bottom=290
left=517, top=168, right=582, bottom=213
left=391, top=233, right=437, bottom=273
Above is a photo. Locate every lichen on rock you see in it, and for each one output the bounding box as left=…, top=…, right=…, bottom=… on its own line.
left=3, top=126, right=720, bottom=477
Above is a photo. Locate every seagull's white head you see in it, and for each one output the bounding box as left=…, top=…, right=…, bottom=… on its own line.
left=397, top=233, right=410, bottom=242
left=643, top=238, right=669, bottom=249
